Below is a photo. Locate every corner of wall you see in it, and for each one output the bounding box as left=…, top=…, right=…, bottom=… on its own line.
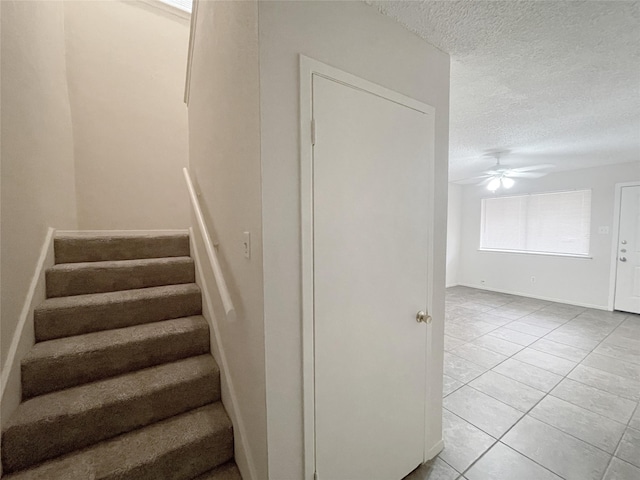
left=1, top=0, right=77, bottom=397
left=446, top=183, right=462, bottom=287
left=187, top=1, right=267, bottom=478
left=60, top=0, right=81, bottom=228
left=1, top=228, right=56, bottom=428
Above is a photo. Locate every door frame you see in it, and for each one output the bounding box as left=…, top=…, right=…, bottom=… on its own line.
left=608, top=181, right=640, bottom=311
left=299, top=55, right=437, bottom=480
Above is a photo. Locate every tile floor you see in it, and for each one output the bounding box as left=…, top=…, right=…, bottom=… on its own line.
left=406, top=286, right=640, bottom=480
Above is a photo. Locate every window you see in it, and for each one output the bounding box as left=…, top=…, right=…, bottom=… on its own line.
left=480, top=189, right=592, bottom=256
left=158, top=0, right=192, bottom=13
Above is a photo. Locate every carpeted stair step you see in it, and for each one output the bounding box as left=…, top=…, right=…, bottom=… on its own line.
left=2, top=402, right=233, bottom=480
left=2, top=355, right=221, bottom=472
left=22, top=316, right=210, bottom=398
left=54, top=233, right=190, bottom=264
left=193, top=462, right=242, bottom=480
left=34, top=284, right=202, bottom=341
left=46, top=257, right=195, bottom=298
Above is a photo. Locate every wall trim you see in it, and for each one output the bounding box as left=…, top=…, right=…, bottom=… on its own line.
left=184, top=0, right=199, bottom=105
left=608, top=181, right=640, bottom=311
left=457, top=282, right=609, bottom=311
left=188, top=228, right=258, bottom=480
left=1, top=228, right=56, bottom=422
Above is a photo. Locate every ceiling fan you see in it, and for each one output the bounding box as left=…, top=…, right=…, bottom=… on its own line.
left=459, top=153, right=555, bottom=192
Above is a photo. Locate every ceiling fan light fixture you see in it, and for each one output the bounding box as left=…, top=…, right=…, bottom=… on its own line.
left=501, top=177, right=515, bottom=189
left=487, top=177, right=501, bottom=192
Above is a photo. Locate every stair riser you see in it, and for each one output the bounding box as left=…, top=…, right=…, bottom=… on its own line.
left=46, top=260, right=195, bottom=298
left=22, top=324, right=210, bottom=399
left=194, top=462, right=243, bottom=480
left=54, top=235, right=190, bottom=264
left=1, top=404, right=233, bottom=480
left=35, top=291, right=202, bottom=341
left=1, top=433, right=233, bottom=480
left=124, top=432, right=234, bottom=480
left=2, top=372, right=221, bottom=473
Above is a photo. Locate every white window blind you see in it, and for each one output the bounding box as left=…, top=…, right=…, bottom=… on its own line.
left=480, top=190, right=592, bottom=256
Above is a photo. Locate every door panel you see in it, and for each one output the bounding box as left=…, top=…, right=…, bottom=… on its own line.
left=615, top=185, right=640, bottom=313
left=313, top=74, right=431, bottom=479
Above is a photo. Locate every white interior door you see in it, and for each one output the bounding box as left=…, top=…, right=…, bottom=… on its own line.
left=313, top=74, right=432, bottom=480
left=614, top=185, right=640, bottom=313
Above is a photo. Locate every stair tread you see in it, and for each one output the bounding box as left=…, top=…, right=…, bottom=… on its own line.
left=193, top=462, right=242, bottom=480
left=25, top=316, right=208, bottom=362
left=37, top=283, right=200, bottom=311
left=22, top=316, right=210, bottom=398
left=7, top=355, right=219, bottom=428
left=35, top=283, right=202, bottom=342
left=46, top=256, right=195, bottom=297
left=48, top=256, right=193, bottom=273
left=54, top=233, right=190, bottom=264
left=2, top=403, right=232, bottom=480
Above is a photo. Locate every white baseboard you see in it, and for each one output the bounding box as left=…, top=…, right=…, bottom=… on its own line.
left=457, top=283, right=610, bottom=311
left=1, top=228, right=56, bottom=426
left=445, top=283, right=459, bottom=288
left=425, top=438, right=444, bottom=461
left=189, top=228, right=258, bottom=480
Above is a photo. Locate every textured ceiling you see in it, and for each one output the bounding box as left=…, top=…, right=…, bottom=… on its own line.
left=366, top=1, right=640, bottom=181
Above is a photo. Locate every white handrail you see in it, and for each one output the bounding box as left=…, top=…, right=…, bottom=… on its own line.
left=183, top=168, right=236, bottom=322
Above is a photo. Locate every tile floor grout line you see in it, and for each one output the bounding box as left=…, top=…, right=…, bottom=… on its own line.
left=512, top=310, right=637, bottom=468
left=440, top=407, right=502, bottom=477
left=583, top=318, right=640, bottom=479
left=447, top=307, right=580, bottom=384
left=456, top=378, right=569, bottom=480
left=600, top=419, right=632, bottom=479
left=461, top=347, right=617, bottom=471
left=441, top=289, right=640, bottom=480
left=556, top=367, right=640, bottom=404
left=540, top=315, right=640, bottom=420
left=447, top=307, right=577, bottom=478
left=628, top=402, right=639, bottom=428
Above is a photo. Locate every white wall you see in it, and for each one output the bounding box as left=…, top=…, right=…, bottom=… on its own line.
left=0, top=0, right=78, bottom=372
left=447, top=183, right=462, bottom=286
left=259, top=2, right=450, bottom=478
left=0, top=0, right=78, bottom=435
left=187, top=1, right=267, bottom=478
left=64, top=0, right=190, bottom=230
left=458, top=161, right=640, bottom=309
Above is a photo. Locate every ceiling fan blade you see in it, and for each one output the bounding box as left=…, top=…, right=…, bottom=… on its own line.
left=456, top=174, right=492, bottom=185
left=510, top=164, right=555, bottom=173
left=506, top=171, right=549, bottom=179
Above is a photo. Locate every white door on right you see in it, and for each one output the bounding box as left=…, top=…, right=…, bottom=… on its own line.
left=614, top=185, right=640, bottom=314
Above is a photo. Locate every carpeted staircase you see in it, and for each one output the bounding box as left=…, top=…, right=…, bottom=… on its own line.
left=1, top=233, right=241, bottom=480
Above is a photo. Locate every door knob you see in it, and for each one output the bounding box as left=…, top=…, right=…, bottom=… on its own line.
left=416, top=311, right=432, bottom=324
left=620, top=257, right=627, bottom=262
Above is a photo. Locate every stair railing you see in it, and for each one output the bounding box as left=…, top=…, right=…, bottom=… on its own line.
left=183, top=168, right=236, bottom=321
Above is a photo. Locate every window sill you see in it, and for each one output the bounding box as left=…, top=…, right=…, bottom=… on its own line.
left=477, top=248, right=593, bottom=259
